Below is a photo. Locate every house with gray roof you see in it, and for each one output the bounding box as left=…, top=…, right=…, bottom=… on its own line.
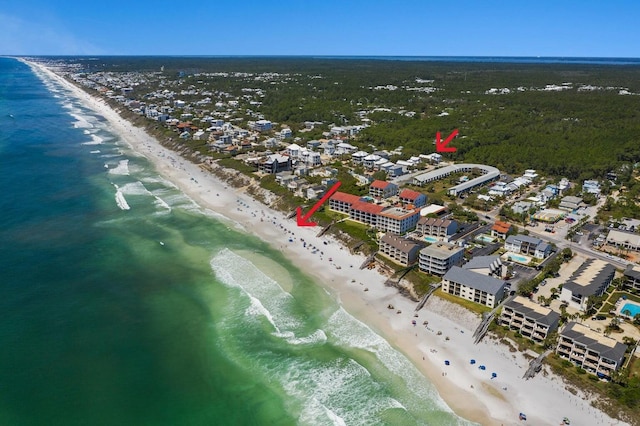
left=442, top=266, right=506, bottom=308
left=559, top=259, right=615, bottom=311
left=557, top=322, right=628, bottom=379
left=379, top=234, right=423, bottom=266
left=500, top=296, right=560, bottom=343
left=504, top=234, right=551, bottom=259
left=623, top=264, right=640, bottom=291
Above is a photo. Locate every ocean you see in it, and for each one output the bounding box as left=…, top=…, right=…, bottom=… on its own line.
left=0, top=57, right=472, bottom=425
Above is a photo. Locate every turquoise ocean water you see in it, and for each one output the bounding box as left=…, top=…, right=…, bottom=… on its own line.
left=0, top=57, right=472, bottom=426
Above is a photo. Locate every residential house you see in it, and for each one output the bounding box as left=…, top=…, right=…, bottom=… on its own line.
left=306, top=140, right=321, bottom=150
left=582, top=180, right=601, bottom=195
left=491, top=221, right=512, bottom=239
left=556, top=322, right=628, bottom=379
left=253, top=119, right=272, bottom=132
left=500, top=296, right=560, bottom=343
left=369, top=180, right=399, bottom=199
left=441, top=266, right=506, bottom=308
left=351, top=151, right=368, bottom=164
left=306, top=185, right=326, bottom=200
left=257, top=154, right=292, bottom=174
left=416, top=217, right=458, bottom=240
left=504, top=234, right=552, bottom=259
left=418, top=242, right=465, bottom=276
left=363, top=154, right=382, bottom=169
left=399, top=189, right=427, bottom=208
left=379, top=234, right=422, bottom=266
left=559, top=259, right=616, bottom=311
left=559, top=196, right=584, bottom=211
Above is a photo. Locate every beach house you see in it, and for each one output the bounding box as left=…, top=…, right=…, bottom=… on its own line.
left=416, top=217, right=458, bottom=240
left=504, top=234, right=551, bottom=259
left=441, top=266, right=506, bottom=308
left=556, top=322, right=628, bottom=379
left=559, top=259, right=615, bottom=311
left=418, top=242, right=464, bottom=276
left=398, top=189, right=427, bottom=208
left=623, top=264, right=640, bottom=291
left=491, top=221, right=512, bottom=239
left=369, top=180, right=399, bottom=199
left=500, top=296, right=560, bottom=343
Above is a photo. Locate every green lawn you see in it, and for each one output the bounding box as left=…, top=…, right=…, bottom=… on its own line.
left=433, top=288, right=491, bottom=315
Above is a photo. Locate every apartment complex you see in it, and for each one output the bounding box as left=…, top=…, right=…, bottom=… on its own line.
left=559, top=259, right=616, bottom=311
left=504, top=234, right=552, bottom=259
left=463, top=255, right=504, bottom=278
left=441, top=266, right=506, bottom=308
left=378, top=234, right=422, bottom=266
left=416, top=217, right=458, bottom=239
left=369, top=180, right=399, bottom=199
left=418, top=242, right=464, bottom=276
left=623, top=264, right=640, bottom=291
left=556, top=322, right=628, bottom=379
left=398, top=188, right=427, bottom=208
left=500, top=296, right=560, bottom=343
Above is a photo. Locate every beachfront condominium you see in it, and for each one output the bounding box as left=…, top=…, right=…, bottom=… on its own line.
left=416, top=217, right=458, bottom=240
left=441, top=266, right=506, bottom=308
left=556, top=322, right=628, bottom=380
left=504, top=234, right=552, bottom=259
left=623, top=264, right=640, bottom=291
left=378, top=234, right=423, bottom=266
left=500, top=296, right=560, bottom=343
left=369, top=180, right=399, bottom=199
left=559, top=259, right=615, bottom=311
left=418, top=242, right=464, bottom=276
left=462, top=255, right=504, bottom=279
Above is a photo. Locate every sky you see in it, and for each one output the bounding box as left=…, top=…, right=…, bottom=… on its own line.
left=1, top=0, right=639, bottom=57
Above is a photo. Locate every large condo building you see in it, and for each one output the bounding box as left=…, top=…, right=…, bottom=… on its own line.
left=418, top=242, right=464, bottom=276
left=500, top=296, right=560, bottom=343
left=556, top=322, right=628, bottom=380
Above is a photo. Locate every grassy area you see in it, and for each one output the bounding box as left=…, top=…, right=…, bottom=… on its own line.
left=433, top=288, right=492, bottom=315
left=405, top=271, right=441, bottom=298
left=487, top=323, right=545, bottom=354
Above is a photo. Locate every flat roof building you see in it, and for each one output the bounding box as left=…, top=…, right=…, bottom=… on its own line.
left=560, top=259, right=616, bottom=311
left=557, top=322, right=628, bottom=379
left=500, top=296, right=560, bottom=343
left=418, top=242, right=464, bottom=276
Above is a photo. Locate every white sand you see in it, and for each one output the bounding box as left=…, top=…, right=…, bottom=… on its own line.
left=24, top=58, right=629, bottom=426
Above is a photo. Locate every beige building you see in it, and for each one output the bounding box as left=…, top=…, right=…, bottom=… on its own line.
left=418, top=242, right=464, bottom=276
left=556, top=322, right=628, bottom=379
left=441, top=266, right=506, bottom=308
left=378, top=234, right=422, bottom=266
left=500, top=296, right=560, bottom=343
left=559, top=259, right=615, bottom=311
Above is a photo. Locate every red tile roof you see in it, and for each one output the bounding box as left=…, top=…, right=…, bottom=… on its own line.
left=370, top=180, right=390, bottom=189
left=492, top=220, right=511, bottom=234
left=330, top=191, right=362, bottom=204
left=351, top=200, right=385, bottom=215
left=399, top=189, right=423, bottom=200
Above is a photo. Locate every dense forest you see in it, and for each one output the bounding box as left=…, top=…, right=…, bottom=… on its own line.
left=54, top=56, right=640, bottom=180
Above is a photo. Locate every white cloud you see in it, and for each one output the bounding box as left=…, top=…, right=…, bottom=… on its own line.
left=0, top=13, right=105, bottom=55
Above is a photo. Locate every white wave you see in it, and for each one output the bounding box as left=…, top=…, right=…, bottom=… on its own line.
left=245, top=294, right=279, bottom=331
left=274, top=329, right=328, bottom=347
left=81, top=134, right=104, bottom=145
left=108, top=159, right=130, bottom=175
left=141, top=176, right=179, bottom=190
left=113, top=184, right=130, bottom=210
left=153, top=195, right=171, bottom=211
left=90, top=150, right=100, bottom=154
left=119, top=181, right=151, bottom=196
left=69, top=112, right=93, bottom=129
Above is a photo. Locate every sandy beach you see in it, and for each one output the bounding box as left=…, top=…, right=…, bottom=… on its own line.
left=24, top=58, right=629, bottom=426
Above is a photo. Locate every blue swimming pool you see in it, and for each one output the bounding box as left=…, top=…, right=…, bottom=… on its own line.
left=475, top=234, right=496, bottom=243
left=509, top=254, right=529, bottom=263
left=424, top=235, right=438, bottom=243
left=620, top=302, right=640, bottom=318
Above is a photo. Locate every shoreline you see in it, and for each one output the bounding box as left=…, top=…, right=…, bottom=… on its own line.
left=22, top=58, right=629, bottom=426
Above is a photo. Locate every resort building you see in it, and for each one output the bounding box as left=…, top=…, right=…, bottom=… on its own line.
left=412, top=163, right=500, bottom=197
left=369, top=180, right=399, bottom=199
left=622, top=264, right=640, bottom=291
left=463, top=255, right=504, bottom=278
left=375, top=207, right=421, bottom=234
left=379, top=234, right=422, bottom=266
left=441, top=266, right=506, bottom=308
left=606, top=229, right=640, bottom=252
left=328, top=191, right=363, bottom=214
left=556, top=322, right=628, bottom=379
left=416, top=217, right=458, bottom=239
left=504, top=234, right=552, bottom=259
left=398, top=189, right=427, bottom=208
left=418, top=242, right=465, bottom=276
left=491, top=221, right=512, bottom=239
left=559, top=259, right=616, bottom=311
left=253, top=119, right=272, bottom=132
left=500, top=296, right=560, bottom=343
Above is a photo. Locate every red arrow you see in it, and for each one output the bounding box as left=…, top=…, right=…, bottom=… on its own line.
left=436, top=129, right=459, bottom=153
left=297, top=181, right=342, bottom=227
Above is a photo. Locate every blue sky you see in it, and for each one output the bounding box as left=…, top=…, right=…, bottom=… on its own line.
left=1, top=0, right=638, bottom=57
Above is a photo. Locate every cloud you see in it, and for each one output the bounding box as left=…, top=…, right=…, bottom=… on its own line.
left=0, top=13, right=105, bottom=55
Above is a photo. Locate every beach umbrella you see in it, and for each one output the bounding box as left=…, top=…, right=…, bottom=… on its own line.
left=444, top=360, right=450, bottom=365
left=470, top=359, right=476, bottom=364
left=491, top=372, right=497, bottom=379
left=479, top=365, right=486, bottom=370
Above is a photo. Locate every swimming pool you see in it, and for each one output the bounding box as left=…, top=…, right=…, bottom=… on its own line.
left=508, top=254, right=529, bottom=263
left=475, top=234, right=496, bottom=243
left=424, top=235, right=438, bottom=243
left=620, top=301, right=640, bottom=318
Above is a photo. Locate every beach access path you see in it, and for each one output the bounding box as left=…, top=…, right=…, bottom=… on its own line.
left=24, top=59, right=629, bottom=426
